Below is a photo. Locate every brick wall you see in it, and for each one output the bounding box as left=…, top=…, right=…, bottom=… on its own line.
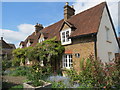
left=64, top=36, right=95, bottom=72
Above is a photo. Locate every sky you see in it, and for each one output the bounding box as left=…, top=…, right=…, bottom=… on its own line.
left=0, top=0, right=120, bottom=48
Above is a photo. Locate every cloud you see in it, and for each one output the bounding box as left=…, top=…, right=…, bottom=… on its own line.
left=73, top=0, right=119, bottom=36
left=17, top=24, right=34, bottom=34
left=1, top=24, right=34, bottom=48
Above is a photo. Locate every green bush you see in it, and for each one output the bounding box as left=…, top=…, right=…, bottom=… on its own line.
left=26, top=64, right=52, bottom=87
left=52, top=81, right=66, bottom=88
left=8, top=66, right=30, bottom=76
left=2, top=60, right=12, bottom=71
left=65, top=69, right=79, bottom=82
left=65, top=55, right=120, bottom=88
left=9, top=84, right=23, bottom=90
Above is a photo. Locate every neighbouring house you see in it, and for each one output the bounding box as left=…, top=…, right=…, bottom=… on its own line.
left=19, top=2, right=120, bottom=72
left=0, top=37, right=16, bottom=60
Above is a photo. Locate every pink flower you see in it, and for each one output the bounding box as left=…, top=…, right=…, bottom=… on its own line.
left=103, top=86, right=106, bottom=88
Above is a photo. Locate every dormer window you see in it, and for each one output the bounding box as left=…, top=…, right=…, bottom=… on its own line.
left=39, top=37, right=45, bottom=43
left=60, top=28, right=71, bottom=45
left=19, top=41, right=24, bottom=48
left=27, top=41, right=32, bottom=47
left=27, top=41, right=31, bottom=47
left=20, top=44, right=23, bottom=48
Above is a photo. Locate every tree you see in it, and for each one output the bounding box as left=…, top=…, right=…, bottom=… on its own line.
left=35, top=37, right=65, bottom=66
left=12, top=47, right=30, bottom=66
left=12, top=37, right=65, bottom=70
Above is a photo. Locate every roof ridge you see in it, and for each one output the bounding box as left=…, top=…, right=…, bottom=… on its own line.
left=42, top=19, right=64, bottom=30
left=21, top=2, right=107, bottom=47
left=40, top=2, right=106, bottom=31
left=69, top=2, right=106, bottom=20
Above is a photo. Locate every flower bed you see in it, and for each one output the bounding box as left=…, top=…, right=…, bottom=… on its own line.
left=23, top=80, right=52, bottom=89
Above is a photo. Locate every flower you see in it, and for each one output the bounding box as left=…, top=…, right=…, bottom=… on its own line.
left=103, top=86, right=106, bottom=88
left=36, top=70, right=38, bottom=73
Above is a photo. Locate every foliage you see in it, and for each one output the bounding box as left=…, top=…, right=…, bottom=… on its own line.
left=35, top=37, right=65, bottom=64
left=79, top=58, right=100, bottom=88
left=25, top=47, right=36, bottom=61
left=65, top=69, right=79, bottom=82
left=65, top=54, right=120, bottom=88
left=9, top=84, right=23, bottom=90
left=26, top=64, right=52, bottom=87
left=103, top=62, right=120, bottom=88
left=2, top=60, right=12, bottom=71
left=8, top=66, right=30, bottom=76
left=51, top=81, right=66, bottom=88
left=12, top=37, right=64, bottom=69
left=12, top=48, right=27, bottom=66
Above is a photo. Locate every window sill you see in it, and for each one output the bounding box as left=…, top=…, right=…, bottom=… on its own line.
left=61, top=42, right=72, bottom=45
left=106, top=40, right=112, bottom=43
left=61, top=67, right=73, bottom=70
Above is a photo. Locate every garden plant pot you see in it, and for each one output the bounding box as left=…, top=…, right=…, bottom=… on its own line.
left=23, top=81, right=52, bottom=90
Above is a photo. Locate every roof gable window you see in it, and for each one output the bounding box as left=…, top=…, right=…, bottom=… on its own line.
left=60, top=28, right=72, bottom=45
left=26, top=41, right=31, bottom=47
left=39, top=37, right=45, bottom=43
left=20, top=44, right=23, bottom=48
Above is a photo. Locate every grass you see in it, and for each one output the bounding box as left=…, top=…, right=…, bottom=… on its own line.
left=2, top=82, right=23, bottom=90
left=9, top=84, right=23, bottom=90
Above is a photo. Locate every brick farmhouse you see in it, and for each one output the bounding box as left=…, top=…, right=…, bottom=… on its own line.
left=19, top=2, right=120, bottom=71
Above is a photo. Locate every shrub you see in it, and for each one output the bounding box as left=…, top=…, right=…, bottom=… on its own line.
left=8, top=66, right=30, bottom=76
left=65, top=69, right=79, bottom=82
left=65, top=55, right=120, bottom=88
left=9, top=84, right=23, bottom=90
left=26, top=64, right=52, bottom=87
left=2, top=60, right=12, bottom=71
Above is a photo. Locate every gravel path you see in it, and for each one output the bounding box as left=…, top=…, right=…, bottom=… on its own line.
left=2, top=75, right=26, bottom=84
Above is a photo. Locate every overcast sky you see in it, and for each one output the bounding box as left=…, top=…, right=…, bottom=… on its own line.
left=0, top=0, right=119, bottom=48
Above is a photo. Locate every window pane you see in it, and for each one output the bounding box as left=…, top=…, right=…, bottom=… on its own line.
left=66, top=31, right=69, bottom=42
left=63, top=54, right=72, bottom=68
left=62, top=32, right=65, bottom=35
left=66, top=31, right=69, bottom=35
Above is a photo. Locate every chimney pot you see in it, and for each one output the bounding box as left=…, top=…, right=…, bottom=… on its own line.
left=64, top=2, right=75, bottom=20
left=35, top=23, right=43, bottom=34
left=71, top=5, right=74, bottom=8
left=66, top=2, right=69, bottom=5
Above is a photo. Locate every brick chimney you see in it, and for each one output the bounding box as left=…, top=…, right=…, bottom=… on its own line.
left=64, top=2, right=75, bottom=21
left=35, top=23, right=43, bottom=34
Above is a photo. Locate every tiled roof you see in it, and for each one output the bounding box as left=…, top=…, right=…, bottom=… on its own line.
left=21, top=2, right=106, bottom=47
left=8, top=44, right=16, bottom=49
left=0, top=39, right=15, bottom=49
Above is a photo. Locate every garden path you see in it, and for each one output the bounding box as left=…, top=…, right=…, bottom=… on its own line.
left=2, top=75, right=26, bottom=84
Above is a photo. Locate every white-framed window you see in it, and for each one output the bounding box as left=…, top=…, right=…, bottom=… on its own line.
left=26, top=41, right=31, bottom=47
left=105, top=26, right=111, bottom=42
left=62, top=54, right=73, bottom=69
left=108, top=52, right=113, bottom=61
left=39, top=37, right=45, bottom=43
left=60, top=28, right=71, bottom=45
left=19, top=44, right=23, bottom=48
